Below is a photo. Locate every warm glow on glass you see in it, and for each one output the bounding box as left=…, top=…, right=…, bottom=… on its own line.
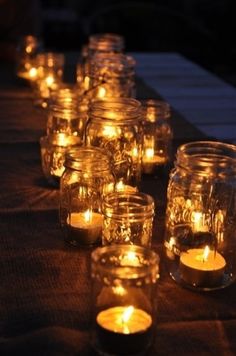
left=191, top=211, right=208, bottom=232
left=45, top=75, right=55, bottom=87
left=112, top=285, right=127, bottom=296
left=102, top=125, right=118, bottom=138
left=97, top=86, right=106, bottom=98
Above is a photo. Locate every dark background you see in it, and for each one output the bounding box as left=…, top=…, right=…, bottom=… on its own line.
left=40, top=0, right=236, bottom=86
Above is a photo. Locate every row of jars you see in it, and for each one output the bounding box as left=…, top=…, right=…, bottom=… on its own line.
left=16, top=33, right=135, bottom=107
left=40, top=97, right=173, bottom=188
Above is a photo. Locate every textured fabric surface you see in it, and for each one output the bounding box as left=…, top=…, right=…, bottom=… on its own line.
left=0, top=57, right=236, bottom=356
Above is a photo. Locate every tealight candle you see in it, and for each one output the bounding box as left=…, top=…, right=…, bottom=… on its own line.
left=180, top=246, right=226, bottom=288
left=142, top=147, right=166, bottom=174
left=96, top=305, right=152, bottom=355
left=66, top=210, right=103, bottom=245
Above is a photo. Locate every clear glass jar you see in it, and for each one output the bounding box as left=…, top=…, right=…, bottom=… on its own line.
left=141, top=99, right=173, bottom=174
left=102, top=192, right=155, bottom=247
left=60, top=147, right=116, bottom=246
left=78, top=33, right=125, bottom=91
left=31, top=52, right=65, bottom=108
left=91, top=244, right=159, bottom=356
left=16, top=35, right=43, bottom=81
left=40, top=134, right=80, bottom=187
left=164, top=141, right=236, bottom=291
left=46, top=98, right=88, bottom=143
left=85, top=98, right=143, bottom=190
left=85, top=53, right=136, bottom=100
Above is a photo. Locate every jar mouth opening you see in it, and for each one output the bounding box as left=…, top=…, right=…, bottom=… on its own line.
left=91, top=53, right=135, bottom=74
left=64, top=147, right=111, bottom=171
left=141, top=99, right=171, bottom=121
left=177, top=141, right=236, bottom=175
left=90, top=98, right=141, bottom=121
left=102, top=192, right=155, bottom=219
left=89, top=33, right=124, bottom=52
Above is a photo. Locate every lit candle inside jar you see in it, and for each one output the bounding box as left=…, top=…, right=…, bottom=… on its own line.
left=66, top=210, right=103, bottom=245
left=142, top=146, right=165, bottom=174
left=180, top=245, right=226, bottom=288
left=96, top=305, right=152, bottom=355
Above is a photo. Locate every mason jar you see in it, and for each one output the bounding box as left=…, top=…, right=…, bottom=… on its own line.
left=85, top=98, right=143, bottom=191
left=60, top=147, right=116, bottom=246
left=91, top=244, right=159, bottom=356
left=164, top=141, right=236, bottom=291
left=78, top=33, right=125, bottom=91
left=102, top=192, right=155, bottom=247
left=85, top=53, right=136, bottom=100
left=40, top=133, right=80, bottom=187
left=31, top=52, right=65, bottom=108
left=46, top=98, right=88, bottom=143
left=141, top=99, right=173, bottom=174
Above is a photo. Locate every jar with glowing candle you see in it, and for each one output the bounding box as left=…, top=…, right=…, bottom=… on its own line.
left=85, top=98, right=143, bottom=191
left=31, top=52, right=65, bottom=108
left=16, top=35, right=43, bottom=81
left=85, top=53, right=136, bottom=100
left=164, top=141, right=236, bottom=290
left=102, top=192, right=155, bottom=247
left=40, top=134, right=81, bottom=187
left=91, top=244, right=159, bottom=355
left=141, top=99, right=173, bottom=174
left=77, top=33, right=125, bottom=90
left=60, top=147, right=115, bottom=246
left=46, top=96, right=88, bottom=143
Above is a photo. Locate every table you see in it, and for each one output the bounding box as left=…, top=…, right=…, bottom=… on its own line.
left=0, top=53, right=236, bottom=356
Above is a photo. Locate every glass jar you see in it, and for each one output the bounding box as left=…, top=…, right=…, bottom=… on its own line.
left=91, top=244, right=159, bottom=356
left=31, top=52, right=65, bottom=108
left=85, top=53, right=136, bottom=100
left=85, top=98, right=143, bottom=190
left=78, top=33, right=125, bottom=91
left=16, top=35, right=43, bottom=81
left=102, top=192, right=155, bottom=247
left=164, top=141, right=236, bottom=291
left=141, top=99, right=173, bottom=174
left=46, top=99, right=88, bottom=143
left=60, top=147, right=115, bottom=246
left=40, top=134, right=80, bottom=187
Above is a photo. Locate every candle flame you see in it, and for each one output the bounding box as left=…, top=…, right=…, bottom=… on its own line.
left=97, top=86, right=106, bottom=98
left=202, top=245, right=210, bottom=262
left=132, top=147, right=138, bottom=157
left=45, top=75, right=55, bottom=87
left=116, top=181, right=125, bottom=191
left=84, top=209, right=92, bottom=223
left=122, top=306, right=134, bottom=323
left=29, top=67, right=38, bottom=79
left=26, top=45, right=33, bottom=54
left=126, top=251, right=137, bottom=262
left=145, top=147, right=154, bottom=159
